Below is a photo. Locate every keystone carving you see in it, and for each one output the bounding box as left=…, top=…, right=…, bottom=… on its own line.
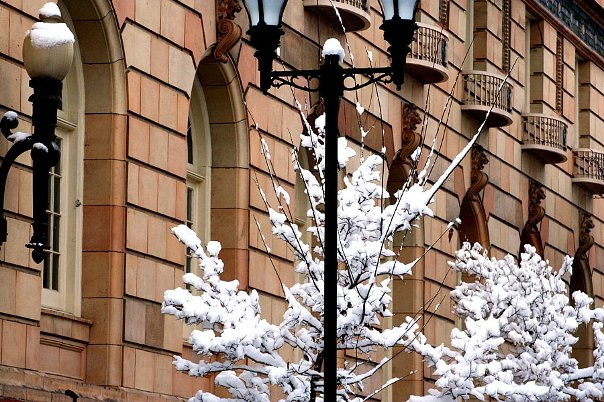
left=519, top=180, right=546, bottom=258
left=214, top=0, right=243, bottom=63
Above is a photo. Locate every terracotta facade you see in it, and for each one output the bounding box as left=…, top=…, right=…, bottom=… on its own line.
left=0, top=0, right=603, bottom=400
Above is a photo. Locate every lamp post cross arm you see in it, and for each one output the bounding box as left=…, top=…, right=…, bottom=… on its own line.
left=268, top=65, right=394, bottom=93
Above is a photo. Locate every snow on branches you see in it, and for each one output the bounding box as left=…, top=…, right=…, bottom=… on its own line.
left=409, top=243, right=604, bottom=402
left=161, top=92, right=479, bottom=401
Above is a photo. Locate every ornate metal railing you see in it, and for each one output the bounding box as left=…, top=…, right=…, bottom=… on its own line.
left=538, top=0, right=604, bottom=59
left=574, top=149, right=604, bottom=182
left=336, top=0, right=369, bottom=11
left=410, top=22, right=448, bottom=68
left=463, top=71, right=513, bottom=113
left=522, top=113, right=567, bottom=151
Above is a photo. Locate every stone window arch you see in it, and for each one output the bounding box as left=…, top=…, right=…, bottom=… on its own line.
left=192, top=57, right=249, bottom=286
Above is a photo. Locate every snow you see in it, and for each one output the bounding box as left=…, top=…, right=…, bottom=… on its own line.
left=39, top=2, right=61, bottom=19
left=33, top=142, right=48, bottom=152
left=162, top=96, right=436, bottom=399
left=7, top=132, right=30, bottom=143
left=366, top=50, right=373, bottom=63
left=27, top=4, right=75, bottom=50
left=355, top=102, right=364, bottom=116
left=161, top=75, right=545, bottom=400
left=322, top=38, right=345, bottom=62
left=406, top=243, right=604, bottom=402
left=3, top=111, right=17, bottom=122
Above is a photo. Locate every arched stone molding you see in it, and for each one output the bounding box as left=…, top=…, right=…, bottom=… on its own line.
left=60, top=0, right=128, bottom=388
left=571, top=212, right=595, bottom=368
left=458, top=145, right=490, bottom=251
left=197, top=56, right=250, bottom=288
left=64, top=0, right=127, bottom=115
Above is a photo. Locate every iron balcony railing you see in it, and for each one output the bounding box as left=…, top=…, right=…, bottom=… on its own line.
left=574, top=149, right=604, bottom=183
left=335, top=0, right=369, bottom=11
left=463, top=71, right=513, bottom=113
left=410, top=22, right=448, bottom=69
left=522, top=113, right=568, bottom=151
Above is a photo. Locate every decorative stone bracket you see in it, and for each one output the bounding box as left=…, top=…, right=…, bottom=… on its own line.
left=387, top=103, right=422, bottom=195
left=520, top=180, right=546, bottom=258
left=575, top=211, right=595, bottom=271
left=458, top=144, right=490, bottom=251
left=214, top=0, right=243, bottom=63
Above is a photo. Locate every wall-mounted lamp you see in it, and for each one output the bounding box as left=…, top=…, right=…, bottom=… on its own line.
left=0, top=2, right=74, bottom=263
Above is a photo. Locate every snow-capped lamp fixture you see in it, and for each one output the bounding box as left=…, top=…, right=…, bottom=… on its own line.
left=0, top=2, right=75, bottom=263
left=242, top=0, right=418, bottom=92
left=241, top=0, right=418, bottom=400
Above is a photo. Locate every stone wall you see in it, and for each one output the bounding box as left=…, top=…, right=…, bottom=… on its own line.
left=0, top=0, right=603, bottom=401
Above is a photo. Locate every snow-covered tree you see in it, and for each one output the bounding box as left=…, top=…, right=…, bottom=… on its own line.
left=160, top=77, right=483, bottom=400
left=408, top=243, right=604, bottom=402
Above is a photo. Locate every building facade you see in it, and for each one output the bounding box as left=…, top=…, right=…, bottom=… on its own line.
left=0, top=0, right=603, bottom=400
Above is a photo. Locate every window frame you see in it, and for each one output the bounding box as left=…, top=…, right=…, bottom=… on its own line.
left=41, top=2, right=84, bottom=316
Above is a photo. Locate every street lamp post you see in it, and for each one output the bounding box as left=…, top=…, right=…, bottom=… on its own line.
left=240, top=0, right=419, bottom=399
left=0, top=3, right=74, bottom=263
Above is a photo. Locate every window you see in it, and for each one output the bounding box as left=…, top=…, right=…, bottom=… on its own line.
left=185, top=78, right=211, bottom=274
left=41, top=3, right=84, bottom=315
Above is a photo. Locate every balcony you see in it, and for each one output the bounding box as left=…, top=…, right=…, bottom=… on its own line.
left=303, top=0, right=370, bottom=32
left=461, top=71, right=513, bottom=127
left=406, top=23, right=449, bottom=84
left=521, top=114, right=568, bottom=164
left=572, top=149, right=604, bottom=194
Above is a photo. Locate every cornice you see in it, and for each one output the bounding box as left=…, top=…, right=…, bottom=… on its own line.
left=524, top=0, right=604, bottom=71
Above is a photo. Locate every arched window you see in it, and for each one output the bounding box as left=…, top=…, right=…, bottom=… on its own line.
left=41, top=2, right=85, bottom=315
left=185, top=77, right=211, bottom=274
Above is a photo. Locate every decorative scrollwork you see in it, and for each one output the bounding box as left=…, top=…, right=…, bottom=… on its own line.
left=271, top=76, right=320, bottom=92
left=213, top=0, right=243, bottom=63
left=343, top=71, right=392, bottom=91
left=520, top=180, right=546, bottom=257
left=576, top=211, right=595, bottom=260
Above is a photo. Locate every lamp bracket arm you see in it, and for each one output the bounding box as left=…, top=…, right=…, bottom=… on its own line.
left=270, top=70, right=321, bottom=92
left=0, top=137, right=35, bottom=246
left=271, top=76, right=320, bottom=92
left=342, top=66, right=393, bottom=91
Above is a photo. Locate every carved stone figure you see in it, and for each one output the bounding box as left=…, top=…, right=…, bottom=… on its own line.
left=402, top=102, right=422, bottom=132
left=214, top=0, right=243, bottom=63
left=519, top=180, right=546, bottom=258
left=576, top=212, right=595, bottom=265
left=458, top=145, right=490, bottom=250
left=387, top=103, right=422, bottom=195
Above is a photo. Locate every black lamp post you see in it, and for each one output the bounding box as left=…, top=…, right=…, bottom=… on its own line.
left=241, top=0, right=419, bottom=399
left=0, top=3, right=74, bottom=263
